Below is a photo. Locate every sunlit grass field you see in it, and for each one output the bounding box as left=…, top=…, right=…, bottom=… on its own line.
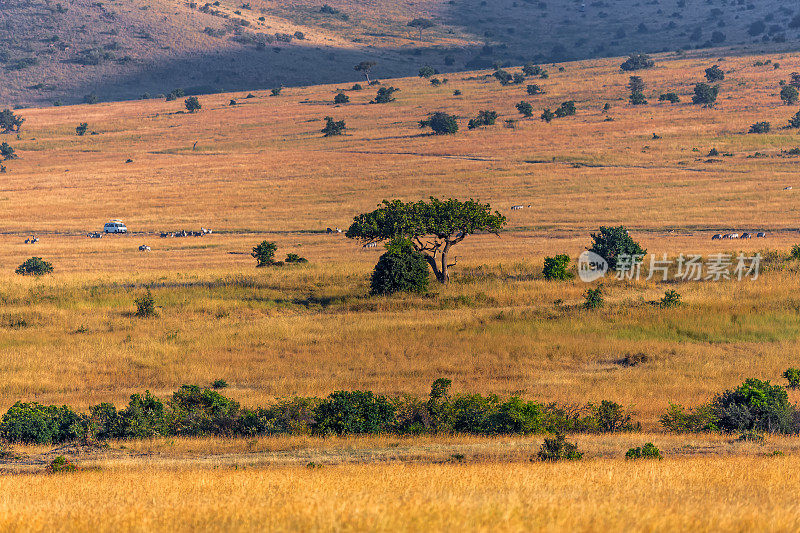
left=5, top=50, right=800, bottom=530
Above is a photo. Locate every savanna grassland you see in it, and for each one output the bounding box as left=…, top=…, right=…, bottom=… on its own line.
left=4, top=50, right=800, bottom=530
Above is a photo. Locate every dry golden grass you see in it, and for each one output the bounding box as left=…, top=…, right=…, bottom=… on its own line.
left=2, top=453, right=800, bottom=532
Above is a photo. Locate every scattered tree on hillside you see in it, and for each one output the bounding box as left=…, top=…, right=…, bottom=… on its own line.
left=185, top=97, right=201, bottom=113
left=705, top=65, right=725, bottom=82
left=271, top=87, right=283, bottom=97
left=372, top=86, right=399, bottom=103
left=748, top=121, right=771, bottom=134
left=251, top=241, right=277, bottom=267
left=322, top=116, right=346, bottom=136
left=627, top=76, right=647, bottom=105
left=334, top=92, right=350, bottom=104
left=523, top=63, right=544, bottom=76
left=346, top=198, right=506, bottom=284
left=468, top=110, right=498, bottom=129
left=418, top=65, right=436, bottom=78
left=516, top=101, right=534, bottom=117
left=76, top=123, right=88, bottom=136
left=354, top=61, right=377, bottom=83
left=527, top=84, right=544, bottom=95
left=541, top=108, right=555, bottom=122
left=0, top=109, right=24, bottom=133
left=370, top=238, right=430, bottom=295
left=789, top=72, right=800, bottom=89
left=407, top=18, right=436, bottom=39
left=0, top=142, right=16, bottom=160
left=419, top=112, right=458, bottom=135
left=789, top=110, right=800, bottom=129
left=589, top=226, right=646, bottom=271
left=620, top=53, right=655, bottom=72
left=692, top=83, right=718, bottom=107
left=554, top=101, right=576, bottom=117
left=493, top=69, right=513, bottom=86
left=658, top=92, right=680, bottom=103
left=780, top=85, right=799, bottom=106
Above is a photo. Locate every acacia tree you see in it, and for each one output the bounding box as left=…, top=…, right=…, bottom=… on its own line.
left=346, top=198, right=506, bottom=283
left=354, top=61, right=377, bottom=83
left=0, top=109, right=24, bottom=133
left=408, top=18, right=435, bottom=39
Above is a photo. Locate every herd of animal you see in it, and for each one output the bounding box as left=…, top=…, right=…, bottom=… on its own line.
left=160, top=228, right=212, bottom=238
left=711, top=232, right=766, bottom=240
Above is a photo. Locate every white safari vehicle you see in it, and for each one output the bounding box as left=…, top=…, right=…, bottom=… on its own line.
left=104, top=220, right=128, bottom=234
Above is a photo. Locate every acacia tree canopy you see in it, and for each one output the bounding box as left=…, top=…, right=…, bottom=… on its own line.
left=345, top=197, right=506, bottom=283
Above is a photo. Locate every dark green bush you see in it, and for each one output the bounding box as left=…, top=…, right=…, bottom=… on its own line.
left=0, top=109, right=24, bottom=133
left=252, top=240, right=277, bottom=266
left=789, top=110, right=800, bottom=129
left=660, top=290, right=682, bottom=308
left=589, top=225, right=646, bottom=270
left=184, top=96, right=201, bottom=113
left=418, top=65, right=435, bottom=78
left=493, top=69, right=513, bottom=85
left=0, top=402, right=86, bottom=444
left=212, top=379, right=229, bottom=389
left=75, top=123, right=88, bottom=136
left=372, top=86, right=399, bottom=103
left=47, top=455, right=78, bottom=473
left=167, top=385, right=242, bottom=436
left=15, top=257, right=53, bottom=276
left=0, top=142, right=16, bottom=160
left=629, top=92, right=647, bottom=105
left=419, top=112, right=458, bottom=135
left=712, top=379, right=794, bottom=434
left=554, top=101, right=576, bottom=117
left=584, top=400, right=639, bottom=433
left=91, top=391, right=166, bottom=439
left=134, top=291, right=156, bottom=317
left=660, top=403, right=718, bottom=432
left=284, top=253, right=308, bottom=264
left=322, top=116, right=346, bottom=136
left=620, top=53, right=654, bottom=72
left=625, top=442, right=662, bottom=460
left=780, top=85, right=799, bottom=105
left=542, top=254, right=572, bottom=280
left=516, top=101, right=534, bottom=117
left=658, top=92, right=680, bottom=103
left=749, top=121, right=771, bottom=134
left=583, top=285, right=603, bottom=309
left=526, top=84, right=544, bottom=95
left=705, top=65, right=725, bottom=82
left=312, top=391, right=395, bottom=436
left=537, top=433, right=583, bottom=461
left=333, top=93, right=349, bottom=104
left=370, top=239, right=429, bottom=295
left=692, top=83, right=719, bottom=106
left=784, top=368, right=800, bottom=389
left=540, top=108, right=555, bottom=122
left=467, top=110, right=498, bottom=129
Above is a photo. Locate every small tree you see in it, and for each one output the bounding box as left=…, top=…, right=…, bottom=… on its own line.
left=418, top=65, right=436, bottom=78
left=15, top=257, right=53, bottom=276
left=493, top=69, right=513, bottom=86
left=271, top=87, right=283, bottom=97
left=322, top=116, right=346, bottom=136
left=134, top=291, right=156, bottom=317
left=346, top=198, right=506, bottom=284
left=76, top=123, right=88, bottom=136
left=780, top=85, right=799, bottom=105
left=0, top=109, right=24, bottom=133
left=537, top=433, right=583, bottom=461
left=523, top=63, right=543, bottom=76
left=516, top=101, right=533, bottom=117
left=658, top=92, right=680, bottom=103
left=467, top=110, right=498, bottom=129
left=334, top=93, right=349, bottom=104
left=372, top=87, right=399, bottom=104
left=692, top=83, right=719, bottom=107
left=542, top=254, right=572, bottom=280
left=705, top=65, right=725, bottom=82
left=583, top=285, right=604, bottom=309
left=783, top=368, right=800, bottom=389
left=527, top=84, right=544, bottom=95
left=629, top=92, right=647, bottom=105
left=419, top=112, right=458, bottom=135
left=354, top=61, right=377, bottom=83
left=540, top=108, right=555, bottom=122
left=789, top=110, right=800, bottom=129
left=184, top=97, right=201, bottom=113
left=554, top=101, right=576, bottom=117
left=251, top=241, right=277, bottom=267
left=620, top=53, right=654, bottom=72
left=0, top=142, right=16, bottom=160
left=589, top=226, right=646, bottom=270
left=370, top=239, right=430, bottom=295
left=408, top=18, right=435, bottom=39
left=627, top=76, right=645, bottom=94
left=749, top=122, right=771, bottom=134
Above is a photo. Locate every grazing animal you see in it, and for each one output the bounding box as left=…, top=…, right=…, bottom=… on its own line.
left=741, top=233, right=751, bottom=239
left=511, top=205, right=523, bottom=210
left=784, top=186, right=793, bottom=190
left=363, top=242, right=377, bottom=249
left=756, top=232, right=766, bottom=238
left=326, top=227, right=333, bottom=234
left=711, top=234, right=722, bottom=240
left=139, top=245, right=151, bottom=252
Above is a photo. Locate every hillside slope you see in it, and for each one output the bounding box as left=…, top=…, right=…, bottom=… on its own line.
left=1, top=0, right=800, bottom=106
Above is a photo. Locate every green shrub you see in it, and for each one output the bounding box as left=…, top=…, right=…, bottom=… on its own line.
left=15, top=257, right=53, bottom=276
left=542, top=254, right=572, bottom=280
left=584, top=400, right=639, bottom=433
left=629, top=92, right=647, bottom=105
left=589, top=225, right=646, bottom=270
left=184, top=96, right=201, bottom=113
left=791, top=244, right=800, bottom=259
left=658, top=92, right=680, bottom=103
left=212, top=379, right=229, bottom=389
left=783, top=368, right=800, bottom=389
left=312, top=391, right=395, bottom=435
left=165, top=88, right=185, bottom=101
left=47, top=456, right=77, bottom=473
left=523, top=63, right=543, bottom=76
left=660, top=290, right=682, bottom=308
left=705, top=64, right=725, bottom=82
left=554, top=101, right=576, bottom=117
left=516, top=101, right=534, bottom=117
left=748, top=121, right=771, bottom=134
left=419, top=112, right=458, bottom=135
left=271, top=87, right=282, bottom=96
left=620, top=53, right=654, bottom=72
left=134, top=291, right=156, bottom=317
left=583, top=285, right=603, bottom=309
left=660, top=403, right=718, bottom=432
left=0, top=142, right=16, bottom=160
left=322, top=116, right=346, bottom=136
left=493, top=69, right=513, bottom=85
left=526, top=84, right=544, bottom=95
left=418, top=65, right=435, bottom=78
left=467, top=110, right=498, bottom=129
left=625, top=442, right=662, bottom=460
left=91, top=391, right=166, bottom=439
left=75, top=123, right=88, bottom=136
left=370, top=239, right=429, bottom=295
left=540, top=108, right=555, bottom=122
left=372, top=86, right=399, bottom=103
left=0, top=402, right=86, bottom=444
left=712, top=379, right=794, bottom=434
left=737, top=430, right=764, bottom=442
left=692, top=83, right=719, bottom=106
left=252, top=240, right=277, bottom=266
left=333, top=92, right=349, bottom=104
left=284, top=253, right=308, bottom=264
left=167, top=385, right=242, bottom=436
left=0, top=108, right=24, bottom=133
left=537, top=433, right=583, bottom=461
left=789, top=110, right=800, bottom=129
left=781, top=85, right=799, bottom=105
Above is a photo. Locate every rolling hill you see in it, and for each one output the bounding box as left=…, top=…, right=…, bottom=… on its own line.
left=2, top=0, right=800, bottom=106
